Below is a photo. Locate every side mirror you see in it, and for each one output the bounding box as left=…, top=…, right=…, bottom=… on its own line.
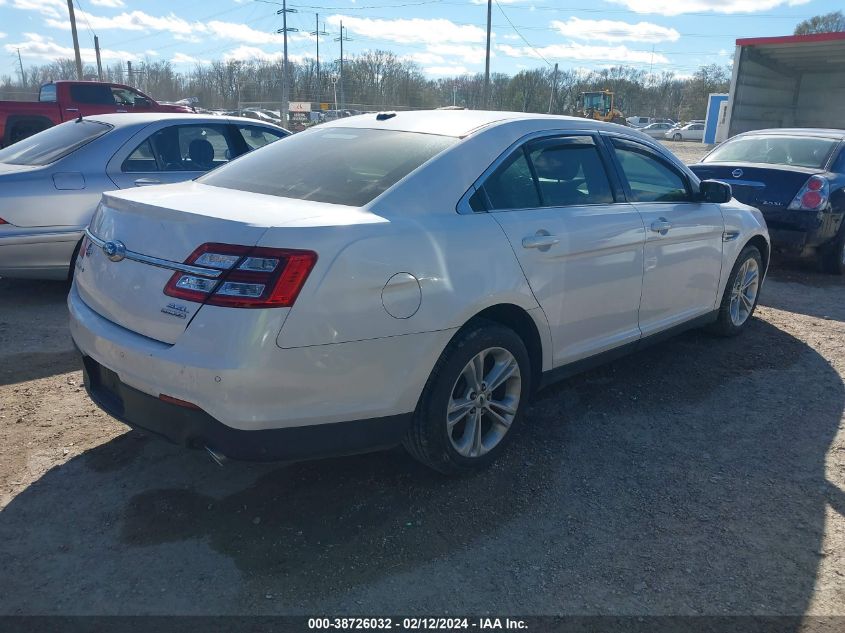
left=699, top=179, right=732, bottom=204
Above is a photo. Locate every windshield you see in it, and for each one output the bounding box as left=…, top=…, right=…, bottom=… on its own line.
left=704, top=135, right=838, bottom=169
left=0, top=120, right=112, bottom=166
left=583, top=93, right=610, bottom=113
left=199, top=127, right=458, bottom=206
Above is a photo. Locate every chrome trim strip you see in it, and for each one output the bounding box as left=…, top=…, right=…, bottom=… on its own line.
left=84, top=228, right=223, bottom=278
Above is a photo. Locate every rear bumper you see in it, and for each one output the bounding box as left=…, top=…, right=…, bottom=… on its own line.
left=762, top=208, right=843, bottom=256
left=82, top=354, right=411, bottom=461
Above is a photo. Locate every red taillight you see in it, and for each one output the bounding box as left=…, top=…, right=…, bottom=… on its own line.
left=789, top=175, right=829, bottom=211
left=801, top=191, right=822, bottom=208
left=0, top=218, right=8, bottom=224
left=163, top=243, right=317, bottom=309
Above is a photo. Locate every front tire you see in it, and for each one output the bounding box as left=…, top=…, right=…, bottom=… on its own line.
left=404, top=320, right=531, bottom=474
left=709, top=245, right=763, bottom=337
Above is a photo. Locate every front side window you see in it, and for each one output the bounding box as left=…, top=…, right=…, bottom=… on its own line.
left=527, top=137, right=613, bottom=206
left=199, top=128, right=457, bottom=206
left=236, top=125, right=287, bottom=150
left=112, top=87, right=147, bottom=107
left=611, top=138, right=690, bottom=203
left=0, top=120, right=111, bottom=166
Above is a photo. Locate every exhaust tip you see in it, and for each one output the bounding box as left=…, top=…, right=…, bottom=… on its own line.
left=205, top=446, right=228, bottom=466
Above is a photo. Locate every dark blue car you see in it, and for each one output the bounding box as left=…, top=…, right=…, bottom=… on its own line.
left=690, top=129, right=845, bottom=274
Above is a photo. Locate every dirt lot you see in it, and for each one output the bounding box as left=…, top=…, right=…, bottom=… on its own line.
left=1, top=141, right=844, bottom=617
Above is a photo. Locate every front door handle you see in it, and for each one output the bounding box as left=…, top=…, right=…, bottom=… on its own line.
left=522, top=235, right=560, bottom=250
left=134, top=178, right=161, bottom=186
left=650, top=218, right=672, bottom=235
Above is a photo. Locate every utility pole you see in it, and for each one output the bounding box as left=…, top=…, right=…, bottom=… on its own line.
left=276, top=1, right=298, bottom=130
left=127, top=61, right=133, bottom=86
left=17, top=49, right=26, bottom=88
left=94, top=36, right=103, bottom=81
left=66, top=0, right=84, bottom=80
left=483, top=0, right=492, bottom=109
left=548, top=62, right=558, bottom=114
left=334, top=22, right=351, bottom=111
left=310, top=14, right=328, bottom=107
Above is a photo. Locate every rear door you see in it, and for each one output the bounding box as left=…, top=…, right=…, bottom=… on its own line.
left=606, top=136, right=723, bottom=335
left=478, top=133, right=646, bottom=366
left=107, top=122, right=242, bottom=189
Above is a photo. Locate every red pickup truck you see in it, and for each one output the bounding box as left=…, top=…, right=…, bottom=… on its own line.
left=0, top=80, right=193, bottom=147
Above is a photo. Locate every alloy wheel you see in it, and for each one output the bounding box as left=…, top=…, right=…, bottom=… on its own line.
left=729, top=257, right=760, bottom=326
left=446, top=347, right=521, bottom=458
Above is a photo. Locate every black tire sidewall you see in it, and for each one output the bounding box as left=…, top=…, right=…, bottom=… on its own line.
left=411, top=322, right=531, bottom=473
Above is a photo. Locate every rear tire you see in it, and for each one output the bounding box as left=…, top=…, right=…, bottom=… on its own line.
left=709, top=245, right=763, bottom=337
left=818, top=228, right=845, bottom=275
left=403, top=320, right=531, bottom=474
left=67, top=238, right=83, bottom=282
left=673, top=133, right=682, bottom=141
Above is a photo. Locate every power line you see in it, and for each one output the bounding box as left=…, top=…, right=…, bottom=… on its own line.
left=495, top=0, right=551, bottom=67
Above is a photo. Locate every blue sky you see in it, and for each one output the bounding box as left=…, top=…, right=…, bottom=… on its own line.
left=0, top=0, right=838, bottom=82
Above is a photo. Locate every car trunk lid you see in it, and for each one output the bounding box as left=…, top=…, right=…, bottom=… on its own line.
left=73, top=183, right=283, bottom=344
left=689, top=163, right=819, bottom=212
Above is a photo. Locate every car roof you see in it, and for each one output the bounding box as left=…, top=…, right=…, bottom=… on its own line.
left=82, top=112, right=284, bottom=129
left=316, top=109, right=620, bottom=138
left=738, top=128, right=845, bottom=139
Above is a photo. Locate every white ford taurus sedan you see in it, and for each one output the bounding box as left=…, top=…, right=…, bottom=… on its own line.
left=68, top=110, right=769, bottom=473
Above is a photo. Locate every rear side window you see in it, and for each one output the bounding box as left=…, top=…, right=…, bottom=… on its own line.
left=527, top=136, right=613, bottom=206
left=122, top=140, right=158, bottom=172
left=142, top=124, right=235, bottom=172
left=611, top=139, right=690, bottom=202
left=39, top=84, right=57, bottom=102
left=199, top=128, right=457, bottom=206
left=70, top=84, right=114, bottom=105
left=484, top=150, right=540, bottom=210
left=0, top=120, right=112, bottom=166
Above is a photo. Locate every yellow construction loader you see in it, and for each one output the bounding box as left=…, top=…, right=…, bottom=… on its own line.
left=579, top=90, right=626, bottom=124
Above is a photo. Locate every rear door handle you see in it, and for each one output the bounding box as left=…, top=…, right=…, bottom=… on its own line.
left=134, top=178, right=161, bottom=186
left=650, top=218, right=672, bottom=234
left=522, top=235, right=560, bottom=250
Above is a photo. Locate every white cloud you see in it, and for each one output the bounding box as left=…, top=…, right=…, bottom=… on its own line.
left=5, top=32, right=133, bottom=62
left=45, top=10, right=199, bottom=36
left=431, top=44, right=489, bottom=65
left=90, top=0, right=125, bottom=6
left=0, top=32, right=5, bottom=39
left=10, top=0, right=66, bottom=18
left=607, top=0, right=809, bottom=16
left=496, top=42, right=669, bottom=64
left=221, top=46, right=306, bottom=64
left=424, top=65, right=471, bottom=76
left=171, top=52, right=207, bottom=64
left=551, top=17, right=680, bottom=43
left=326, top=15, right=486, bottom=45
left=405, top=52, right=445, bottom=65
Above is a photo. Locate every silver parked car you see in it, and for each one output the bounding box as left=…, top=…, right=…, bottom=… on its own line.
left=639, top=122, right=676, bottom=138
left=0, top=113, right=288, bottom=280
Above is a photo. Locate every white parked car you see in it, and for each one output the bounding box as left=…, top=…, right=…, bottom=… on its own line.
left=0, top=113, right=288, bottom=280
left=68, top=111, right=769, bottom=473
left=666, top=123, right=705, bottom=142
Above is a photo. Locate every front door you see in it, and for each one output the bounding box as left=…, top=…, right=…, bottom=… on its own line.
left=478, top=134, right=646, bottom=366
left=606, top=136, right=724, bottom=335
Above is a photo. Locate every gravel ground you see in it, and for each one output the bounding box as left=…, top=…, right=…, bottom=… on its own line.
left=1, top=142, right=844, bottom=617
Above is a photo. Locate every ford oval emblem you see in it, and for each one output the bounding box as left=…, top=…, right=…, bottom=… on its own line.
left=731, top=168, right=743, bottom=179
left=102, top=240, right=126, bottom=263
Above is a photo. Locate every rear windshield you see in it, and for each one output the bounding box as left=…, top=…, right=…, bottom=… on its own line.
left=0, top=120, right=112, bottom=166
left=703, top=135, right=838, bottom=169
left=199, top=127, right=458, bottom=206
